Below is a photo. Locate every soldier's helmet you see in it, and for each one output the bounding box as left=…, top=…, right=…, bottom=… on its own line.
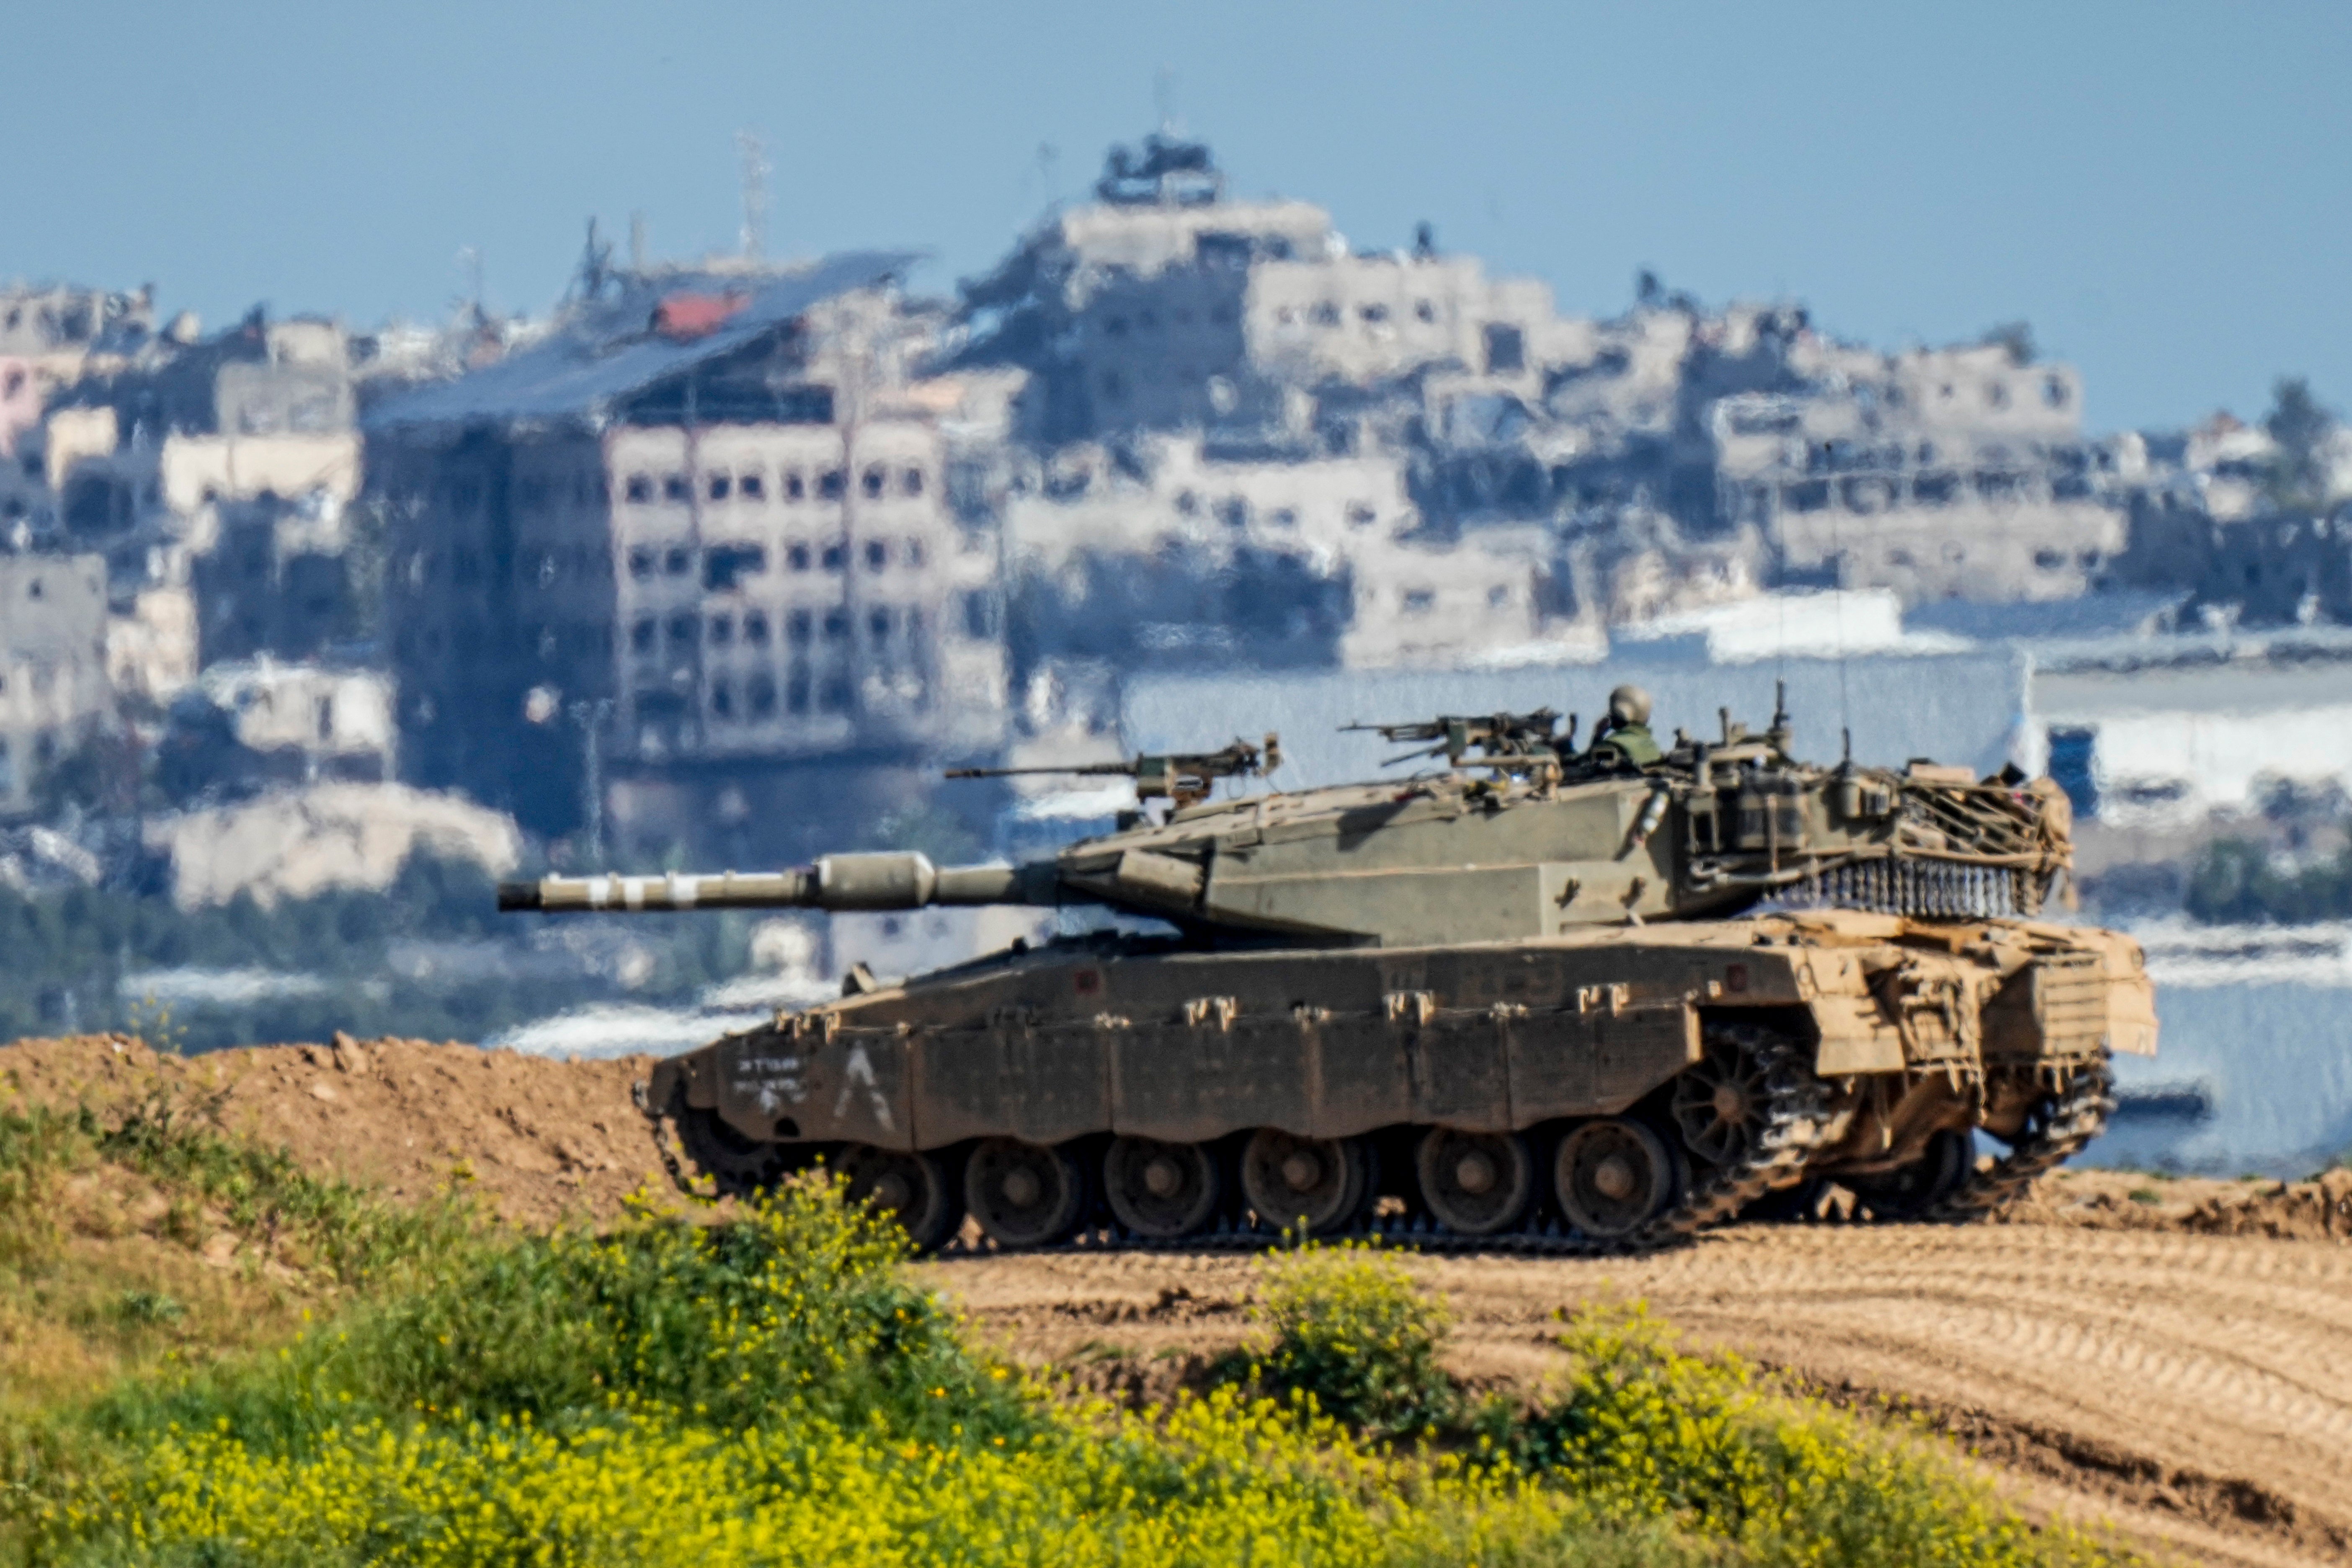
left=1607, top=684, right=1653, bottom=728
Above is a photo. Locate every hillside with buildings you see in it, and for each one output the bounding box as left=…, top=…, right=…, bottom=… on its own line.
left=7, top=129, right=2352, bottom=1168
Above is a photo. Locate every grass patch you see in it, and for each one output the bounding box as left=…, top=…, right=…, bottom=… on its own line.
left=0, top=1084, right=481, bottom=1417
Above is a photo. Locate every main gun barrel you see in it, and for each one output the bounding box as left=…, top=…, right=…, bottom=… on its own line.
left=497, top=852, right=1059, bottom=914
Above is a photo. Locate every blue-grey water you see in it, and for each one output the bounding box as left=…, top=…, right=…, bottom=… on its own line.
left=2091, top=982, right=2352, bottom=1176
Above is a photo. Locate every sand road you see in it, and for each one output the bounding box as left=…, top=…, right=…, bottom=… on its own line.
left=926, top=1222, right=2352, bottom=1568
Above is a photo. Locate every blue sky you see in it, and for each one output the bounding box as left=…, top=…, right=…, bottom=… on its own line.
left=13, top=0, right=2349, bottom=433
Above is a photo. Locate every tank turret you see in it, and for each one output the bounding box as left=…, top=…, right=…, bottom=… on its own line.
left=500, top=696, right=2075, bottom=946
left=504, top=691, right=2144, bottom=1258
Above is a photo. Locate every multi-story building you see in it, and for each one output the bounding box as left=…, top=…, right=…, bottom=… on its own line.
left=21, top=311, right=369, bottom=702
left=156, top=657, right=395, bottom=800
left=959, top=135, right=2138, bottom=627
left=1712, top=340, right=2131, bottom=603
left=998, top=434, right=1603, bottom=673
left=955, top=132, right=1576, bottom=454
left=365, top=253, right=1009, bottom=852
left=0, top=553, right=111, bottom=816
left=0, top=283, right=160, bottom=460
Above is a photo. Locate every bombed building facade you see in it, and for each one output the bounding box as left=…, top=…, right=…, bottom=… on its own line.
left=0, top=553, right=110, bottom=815
left=364, top=253, right=1009, bottom=854
left=944, top=133, right=2138, bottom=740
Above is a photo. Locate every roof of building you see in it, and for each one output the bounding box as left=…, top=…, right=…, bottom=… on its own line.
left=363, top=250, right=918, bottom=433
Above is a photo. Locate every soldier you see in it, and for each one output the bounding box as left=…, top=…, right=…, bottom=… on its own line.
left=1589, top=683, right=1663, bottom=767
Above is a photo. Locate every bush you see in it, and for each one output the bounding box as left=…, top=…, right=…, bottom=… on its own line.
left=2185, top=838, right=2352, bottom=925
left=1519, top=1304, right=2117, bottom=1566
left=1251, top=1241, right=1460, bottom=1439
left=59, top=1172, right=1020, bottom=1462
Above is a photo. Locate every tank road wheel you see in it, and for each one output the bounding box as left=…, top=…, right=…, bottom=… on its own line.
left=1553, top=1118, right=1685, bottom=1240
left=838, top=1145, right=963, bottom=1253
left=965, top=1139, right=1087, bottom=1249
left=674, top=1104, right=780, bottom=1196
left=1846, top=1128, right=1976, bottom=1222
left=1415, top=1128, right=1535, bottom=1236
left=1103, top=1136, right=1222, bottom=1239
left=1670, top=1037, right=1774, bottom=1168
left=1240, top=1129, right=1372, bottom=1235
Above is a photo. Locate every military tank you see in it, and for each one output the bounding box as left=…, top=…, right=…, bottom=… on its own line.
left=500, top=686, right=2156, bottom=1254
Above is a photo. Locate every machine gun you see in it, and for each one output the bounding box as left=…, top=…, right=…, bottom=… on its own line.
left=944, top=733, right=1279, bottom=807
left=1344, top=709, right=1576, bottom=775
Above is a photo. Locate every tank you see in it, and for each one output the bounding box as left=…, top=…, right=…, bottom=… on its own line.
left=500, top=693, right=2156, bottom=1254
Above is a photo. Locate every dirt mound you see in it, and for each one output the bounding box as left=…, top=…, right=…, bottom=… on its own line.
left=2181, top=1168, right=2352, bottom=1242
left=0, top=1035, right=675, bottom=1225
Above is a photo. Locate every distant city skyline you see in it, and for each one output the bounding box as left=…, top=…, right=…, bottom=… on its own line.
left=12, top=0, right=2349, bottom=434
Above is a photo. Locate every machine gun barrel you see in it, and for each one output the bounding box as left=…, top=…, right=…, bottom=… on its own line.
left=497, top=853, right=1060, bottom=914
left=944, top=734, right=1277, bottom=807
left=1345, top=709, right=1573, bottom=769
left=942, top=761, right=1137, bottom=780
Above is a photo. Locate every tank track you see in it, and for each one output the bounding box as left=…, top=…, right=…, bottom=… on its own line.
left=1923, top=1059, right=2117, bottom=1223
left=930, top=1026, right=1834, bottom=1261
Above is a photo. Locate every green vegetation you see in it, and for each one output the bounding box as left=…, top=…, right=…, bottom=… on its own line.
left=2184, top=837, right=2352, bottom=924
left=0, top=853, right=756, bottom=1050
left=2261, top=375, right=2340, bottom=514
left=0, top=1090, right=482, bottom=1417
left=1248, top=1240, right=1461, bottom=1438
left=0, top=1136, right=2133, bottom=1568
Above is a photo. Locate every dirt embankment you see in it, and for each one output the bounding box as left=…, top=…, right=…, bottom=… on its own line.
left=0, top=1035, right=676, bottom=1225
left=7, top=1033, right=2352, bottom=1565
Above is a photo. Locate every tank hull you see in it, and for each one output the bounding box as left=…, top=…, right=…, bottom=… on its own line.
left=647, top=910, right=2154, bottom=1250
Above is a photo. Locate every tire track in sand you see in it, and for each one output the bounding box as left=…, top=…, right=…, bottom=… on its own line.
left=924, top=1223, right=2352, bottom=1568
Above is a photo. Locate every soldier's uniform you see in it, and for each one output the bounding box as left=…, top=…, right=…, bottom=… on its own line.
left=1589, top=684, right=1664, bottom=768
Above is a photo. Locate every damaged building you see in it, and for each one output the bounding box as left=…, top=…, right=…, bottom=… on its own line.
left=364, top=252, right=1009, bottom=857
left=946, top=131, right=2133, bottom=739
left=0, top=553, right=111, bottom=816
left=17, top=309, right=371, bottom=706
left=1713, top=337, right=2133, bottom=603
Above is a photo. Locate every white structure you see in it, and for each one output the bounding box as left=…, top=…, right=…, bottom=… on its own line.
left=146, top=781, right=521, bottom=909
left=2030, top=632, right=2352, bottom=827
left=193, top=658, right=397, bottom=778
left=1613, top=588, right=1966, bottom=665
